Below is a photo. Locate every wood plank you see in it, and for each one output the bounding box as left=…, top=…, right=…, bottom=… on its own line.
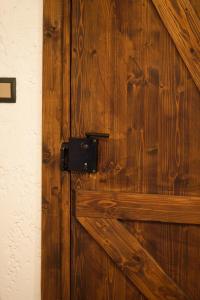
left=153, top=0, right=200, bottom=297
left=42, top=0, right=69, bottom=299
left=76, top=190, right=200, bottom=224
left=71, top=0, right=132, bottom=298
left=61, top=1, right=71, bottom=299
left=152, top=0, right=200, bottom=90
left=78, top=217, right=190, bottom=300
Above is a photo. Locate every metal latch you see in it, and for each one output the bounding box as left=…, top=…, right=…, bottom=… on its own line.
left=61, top=133, right=109, bottom=173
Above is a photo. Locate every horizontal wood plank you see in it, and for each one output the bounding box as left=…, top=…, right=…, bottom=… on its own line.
left=78, top=217, right=189, bottom=300
left=76, top=191, right=200, bottom=224
left=152, top=0, right=200, bottom=90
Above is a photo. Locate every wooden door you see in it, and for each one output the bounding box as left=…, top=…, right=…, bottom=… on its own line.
left=70, top=0, right=200, bottom=299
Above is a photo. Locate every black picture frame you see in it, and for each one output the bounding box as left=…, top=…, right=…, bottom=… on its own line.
left=0, top=78, right=16, bottom=103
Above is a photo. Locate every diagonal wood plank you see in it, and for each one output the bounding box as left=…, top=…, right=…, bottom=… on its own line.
left=78, top=217, right=190, bottom=300
left=152, top=0, right=200, bottom=91
left=76, top=190, right=200, bottom=224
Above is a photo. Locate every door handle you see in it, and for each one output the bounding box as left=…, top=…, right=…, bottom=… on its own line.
left=85, top=132, right=110, bottom=139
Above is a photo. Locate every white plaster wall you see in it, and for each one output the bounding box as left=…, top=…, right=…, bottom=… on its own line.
left=0, top=1, right=42, bottom=300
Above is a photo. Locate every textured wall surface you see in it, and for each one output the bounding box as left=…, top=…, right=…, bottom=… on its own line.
left=0, top=1, right=42, bottom=300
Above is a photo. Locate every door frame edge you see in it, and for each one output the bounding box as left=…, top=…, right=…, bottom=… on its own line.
left=42, top=0, right=71, bottom=299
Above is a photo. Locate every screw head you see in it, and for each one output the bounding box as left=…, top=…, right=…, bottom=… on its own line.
left=83, top=162, right=88, bottom=171
left=81, top=143, right=89, bottom=149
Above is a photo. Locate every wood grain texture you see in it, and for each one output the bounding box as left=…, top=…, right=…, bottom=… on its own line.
left=71, top=0, right=200, bottom=299
left=42, top=1, right=63, bottom=299
left=76, top=190, right=200, bottom=224
left=42, top=0, right=71, bottom=299
left=152, top=0, right=200, bottom=90
left=42, top=0, right=200, bottom=298
left=61, top=1, right=71, bottom=299
left=78, top=217, right=190, bottom=300
left=71, top=0, right=140, bottom=298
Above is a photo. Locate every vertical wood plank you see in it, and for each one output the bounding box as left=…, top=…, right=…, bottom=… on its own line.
left=42, top=0, right=71, bottom=299
left=42, top=0, right=62, bottom=296
left=71, top=0, right=140, bottom=298
left=138, top=2, right=200, bottom=299
left=61, top=1, right=71, bottom=300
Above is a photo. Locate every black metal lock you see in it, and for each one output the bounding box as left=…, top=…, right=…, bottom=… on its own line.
left=61, top=133, right=109, bottom=173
